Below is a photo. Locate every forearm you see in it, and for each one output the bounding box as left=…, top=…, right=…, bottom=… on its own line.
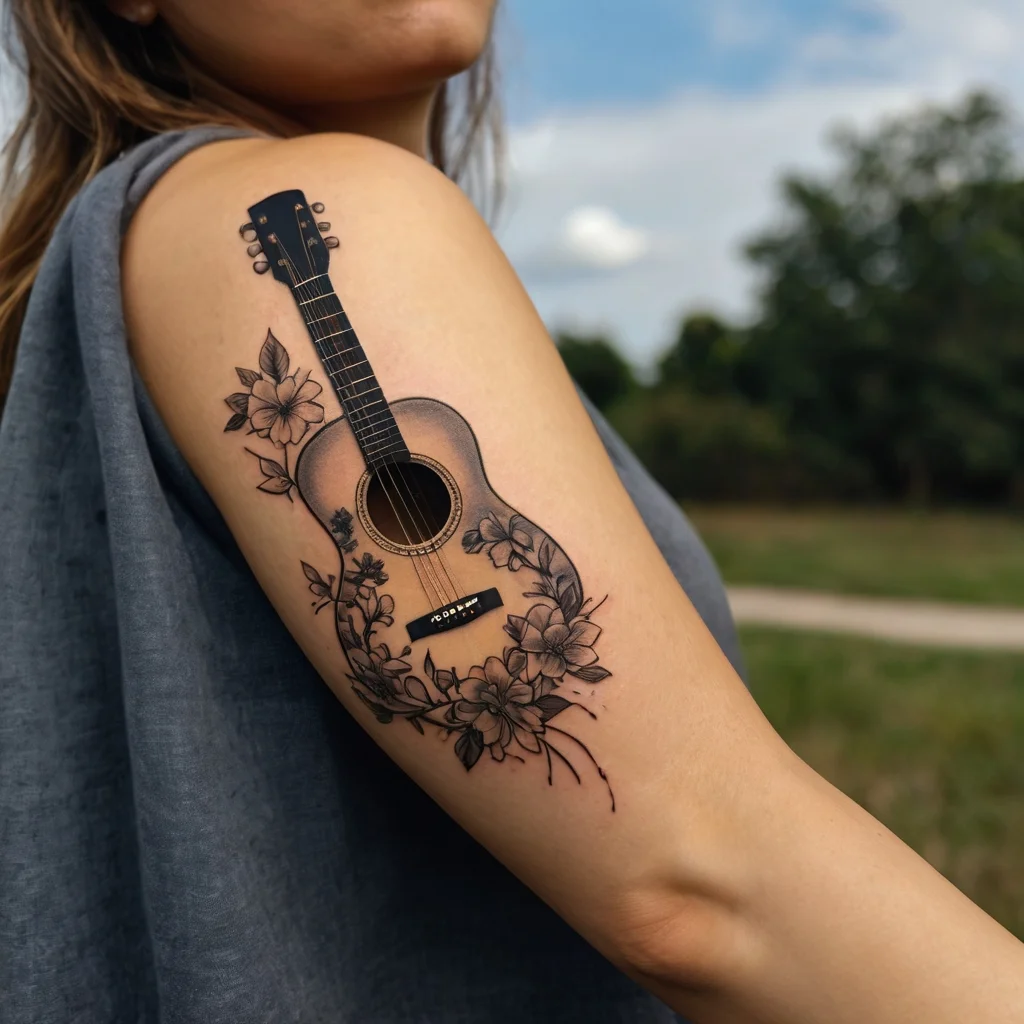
left=617, top=746, right=1024, bottom=1023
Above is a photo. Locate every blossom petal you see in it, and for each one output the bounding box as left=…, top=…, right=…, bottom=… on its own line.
left=284, top=414, right=309, bottom=445
left=294, top=401, right=325, bottom=424
left=349, top=649, right=373, bottom=672
left=568, top=620, right=601, bottom=648
left=294, top=378, right=323, bottom=403
left=269, top=414, right=291, bottom=446
left=488, top=541, right=512, bottom=568
left=496, top=717, right=513, bottom=748
left=519, top=625, right=547, bottom=654
left=250, top=378, right=278, bottom=404
left=542, top=623, right=571, bottom=648
left=475, top=710, right=504, bottom=746
left=454, top=700, right=485, bottom=723
left=539, top=651, right=567, bottom=678
left=249, top=406, right=277, bottom=431
left=506, top=681, right=534, bottom=704
left=276, top=376, right=298, bottom=403
left=480, top=690, right=503, bottom=712
left=511, top=527, right=533, bottom=550
left=526, top=605, right=553, bottom=631
left=482, top=656, right=511, bottom=688
left=479, top=514, right=507, bottom=543
left=564, top=643, right=598, bottom=668
left=462, top=673, right=489, bottom=700
left=514, top=724, right=542, bottom=754
left=527, top=650, right=565, bottom=681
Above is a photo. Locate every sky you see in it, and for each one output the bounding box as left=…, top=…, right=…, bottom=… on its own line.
left=496, top=0, right=1024, bottom=367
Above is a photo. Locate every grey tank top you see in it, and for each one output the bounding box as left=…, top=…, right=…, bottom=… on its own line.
left=0, top=128, right=743, bottom=1024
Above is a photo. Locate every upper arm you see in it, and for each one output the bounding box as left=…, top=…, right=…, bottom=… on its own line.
left=122, top=133, right=778, bottom=975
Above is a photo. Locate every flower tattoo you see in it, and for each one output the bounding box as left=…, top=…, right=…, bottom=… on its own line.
left=454, top=654, right=545, bottom=759
left=513, top=604, right=601, bottom=681
left=223, top=330, right=325, bottom=500
left=247, top=370, right=324, bottom=447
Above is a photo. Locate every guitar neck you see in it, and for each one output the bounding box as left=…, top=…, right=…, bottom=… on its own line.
left=291, top=274, right=410, bottom=469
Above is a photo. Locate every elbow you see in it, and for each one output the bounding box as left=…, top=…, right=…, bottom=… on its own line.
left=609, top=883, right=759, bottom=1000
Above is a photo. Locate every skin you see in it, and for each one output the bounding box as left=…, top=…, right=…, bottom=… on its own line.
left=111, top=2, right=1024, bottom=1021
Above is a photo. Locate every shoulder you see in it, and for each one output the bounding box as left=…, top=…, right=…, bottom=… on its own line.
left=123, top=132, right=480, bottom=284
left=120, top=129, right=554, bottom=491
left=121, top=131, right=510, bottom=384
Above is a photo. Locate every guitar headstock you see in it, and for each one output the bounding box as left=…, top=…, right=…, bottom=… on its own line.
left=239, top=189, right=339, bottom=285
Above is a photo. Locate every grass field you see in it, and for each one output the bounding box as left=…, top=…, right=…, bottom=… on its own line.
left=742, top=626, right=1024, bottom=940
left=687, top=506, right=1024, bottom=606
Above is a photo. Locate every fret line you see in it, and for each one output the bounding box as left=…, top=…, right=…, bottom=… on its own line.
left=363, top=437, right=407, bottom=456
left=307, top=311, right=346, bottom=325
left=338, top=382, right=382, bottom=399
left=324, top=358, right=368, bottom=375
left=352, top=422, right=402, bottom=443
left=353, top=411, right=399, bottom=429
left=321, top=345, right=361, bottom=362
left=312, top=327, right=354, bottom=342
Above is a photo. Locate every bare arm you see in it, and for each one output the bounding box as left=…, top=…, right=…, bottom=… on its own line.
left=123, top=133, right=1024, bottom=1024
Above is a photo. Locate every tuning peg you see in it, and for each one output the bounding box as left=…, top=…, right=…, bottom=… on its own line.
left=239, top=222, right=256, bottom=241
left=311, top=202, right=325, bottom=214
left=253, top=260, right=270, bottom=274
left=317, top=221, right=330, bottom=231
left=323, top=236, right=339, bottom=248
left=246, top=242, right=263, bottom=257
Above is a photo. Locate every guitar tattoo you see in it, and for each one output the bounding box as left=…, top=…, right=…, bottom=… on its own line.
left=227, top=190, right=614, bottom=806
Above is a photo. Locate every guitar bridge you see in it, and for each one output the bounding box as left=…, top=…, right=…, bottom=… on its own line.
left=406, top=588, right=504, bottom=642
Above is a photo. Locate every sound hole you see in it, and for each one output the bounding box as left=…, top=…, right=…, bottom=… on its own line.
left=365, top=461, right=453, bottom=547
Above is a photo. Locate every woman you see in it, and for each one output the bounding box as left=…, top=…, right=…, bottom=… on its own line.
left=0, top=2, right=1021, bottom=1022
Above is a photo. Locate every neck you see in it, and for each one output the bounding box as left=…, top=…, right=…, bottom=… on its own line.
left=280, top=89, right=437, bottom=157
left=191, top=67, right=436, bottom=158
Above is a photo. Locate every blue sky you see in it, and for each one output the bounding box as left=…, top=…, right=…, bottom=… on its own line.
left=495, top=0, right=1024, bottom=365
left=502, top=0, right=892, bottom=120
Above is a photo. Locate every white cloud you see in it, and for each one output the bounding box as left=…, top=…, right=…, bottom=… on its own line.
left=561, top=206, right=649, bottom=269
left=499, top=0, right=1024, bottom=368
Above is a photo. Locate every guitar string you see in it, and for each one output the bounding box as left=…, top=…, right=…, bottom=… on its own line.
left=282, top=250, right=460, bottom=608
left=279, top=221, right=463, bottom=608
left=283, top=208, right=466, bottom=606
left=276, top=232, right=448, bottom=610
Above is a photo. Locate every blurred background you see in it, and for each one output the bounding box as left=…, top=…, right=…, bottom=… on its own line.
left=498, top=0, right=1024, bottom=939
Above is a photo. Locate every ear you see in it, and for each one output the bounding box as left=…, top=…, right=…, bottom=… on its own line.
left=105, top=0, right=158, bottom=26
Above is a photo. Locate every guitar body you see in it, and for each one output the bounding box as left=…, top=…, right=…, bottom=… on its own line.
left=296, top=396, right=584, bottom=690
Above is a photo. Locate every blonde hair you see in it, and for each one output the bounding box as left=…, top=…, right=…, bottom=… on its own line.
left=0, top=0, right=501, bottom=406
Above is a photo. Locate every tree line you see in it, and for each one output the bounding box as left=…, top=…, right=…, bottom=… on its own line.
left=558, top=92, right=1024, bottom=506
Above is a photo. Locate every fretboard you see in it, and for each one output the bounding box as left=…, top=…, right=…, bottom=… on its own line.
left=292, top=275, right=409, bottom=469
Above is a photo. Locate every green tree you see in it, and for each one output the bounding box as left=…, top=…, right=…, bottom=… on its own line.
left=736, top=90, right=1024, bottom=504
left=555, top=331, right=636, bottom=411
left=657, top=313, right=742, bottom=395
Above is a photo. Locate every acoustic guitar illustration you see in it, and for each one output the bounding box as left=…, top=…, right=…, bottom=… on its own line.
left=237, top=190, right=612, bottom=795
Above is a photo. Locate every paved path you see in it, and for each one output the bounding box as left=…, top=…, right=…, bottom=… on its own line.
left=727, top=586, right=1024, bottom=652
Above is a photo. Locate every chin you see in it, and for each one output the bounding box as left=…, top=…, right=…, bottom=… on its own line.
left=379, top=0, right=495, bottom=85
left=163, top=0, right=496, bottom=105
